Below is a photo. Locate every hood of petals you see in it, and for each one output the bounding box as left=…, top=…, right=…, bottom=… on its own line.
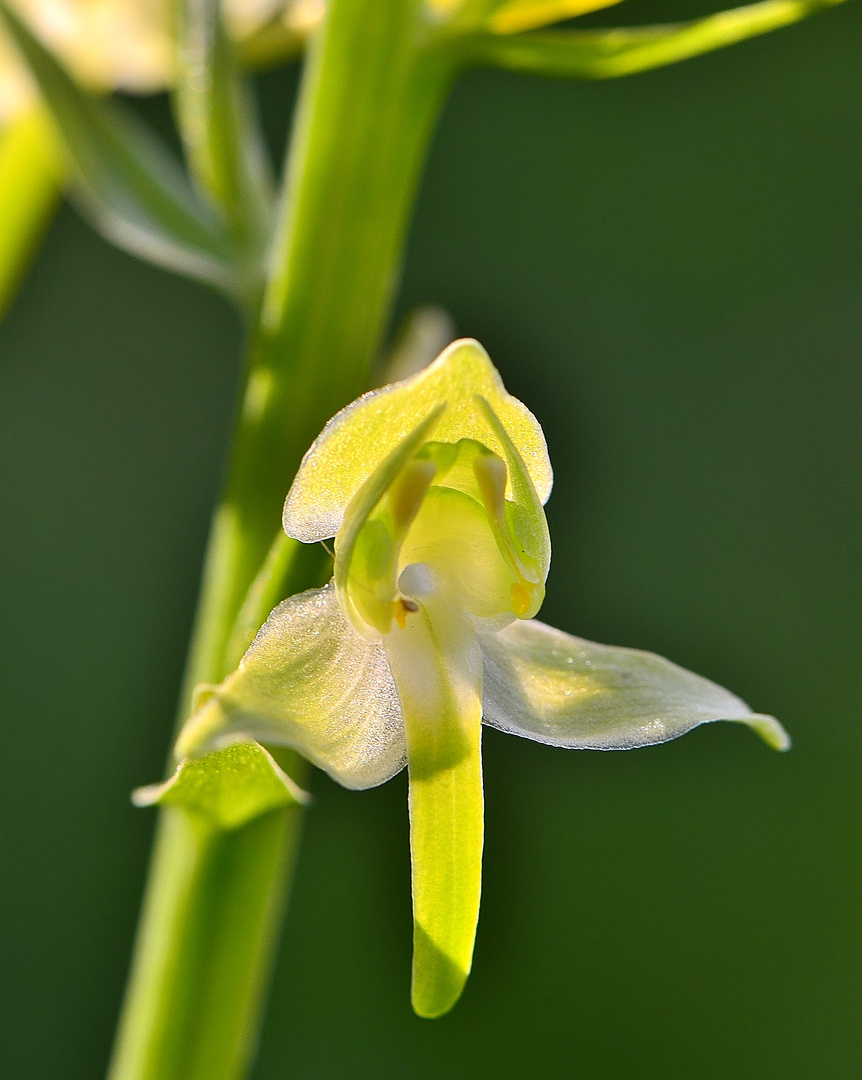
left=283, top=338, right=553, bottom=544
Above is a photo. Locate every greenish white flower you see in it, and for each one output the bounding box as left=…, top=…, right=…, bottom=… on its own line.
left=175, top=338, right=789, bottom=1018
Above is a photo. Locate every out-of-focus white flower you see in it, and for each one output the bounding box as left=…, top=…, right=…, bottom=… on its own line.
left=0, top=0, right=319, bottom=126
left=8, top=0, right=172, bottom=94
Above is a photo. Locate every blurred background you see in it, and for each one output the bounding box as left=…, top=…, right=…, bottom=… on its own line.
left=1, top=3, right=861, bottom=1077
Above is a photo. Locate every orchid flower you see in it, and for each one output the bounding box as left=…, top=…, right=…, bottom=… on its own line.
left=174, top=338, right=790, bottom=1018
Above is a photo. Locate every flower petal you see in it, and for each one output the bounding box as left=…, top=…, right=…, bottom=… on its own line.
left=283, top=338, right=553, bottom=542
left=384, top=597, right=485, bottom=1019
left=480, top=618, right=790, bottom=751
left=475, top=395, right=551, bottom=615
left=487, top=0, right=625, bottom=36
left=175, top=583, right=407, bottom=790
left=335, top=406, right=443, bottom=636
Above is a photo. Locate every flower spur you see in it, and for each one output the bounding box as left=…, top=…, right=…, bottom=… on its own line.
left=174, top=337, right=790, bottom=1018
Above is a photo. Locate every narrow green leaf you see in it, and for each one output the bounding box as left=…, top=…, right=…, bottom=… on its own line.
left=133, top=741, right=308, bottom=830
left=462, top=0, right=848, bottom=79
left=0, top=2, right=239, bottom=294
left=0, top=105, right=62, bottom=317
left=173, top=0, right=274, bottom=290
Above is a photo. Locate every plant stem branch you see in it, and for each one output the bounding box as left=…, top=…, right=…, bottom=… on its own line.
left=461, top=0, right=848, bottom=79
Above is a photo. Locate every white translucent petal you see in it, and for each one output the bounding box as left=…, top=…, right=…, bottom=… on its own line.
left=479, top=618, right=790, bottom=751
left=177, top=583, right=407, bottom=790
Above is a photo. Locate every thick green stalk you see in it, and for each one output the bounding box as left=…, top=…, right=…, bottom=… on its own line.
left=107, top=791, right=305, bottom=1080
left=109, top=4, right=456, bottom=1079
left=182, top=0, right=455, bottom=707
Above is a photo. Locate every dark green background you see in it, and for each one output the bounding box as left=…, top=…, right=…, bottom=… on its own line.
left=2, top=5, right=861, bottom=1077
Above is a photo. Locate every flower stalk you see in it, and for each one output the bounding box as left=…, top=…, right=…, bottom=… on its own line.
left=109, top=2, right=456, bottom=1077
left=107, top=789, right=306, bottom=1080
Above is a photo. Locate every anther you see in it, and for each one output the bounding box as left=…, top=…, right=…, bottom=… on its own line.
left=393, top=596, right=420, bottom=628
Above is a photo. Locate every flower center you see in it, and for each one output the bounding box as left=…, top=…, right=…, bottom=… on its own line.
left=337, top=436, right=544, bottom=637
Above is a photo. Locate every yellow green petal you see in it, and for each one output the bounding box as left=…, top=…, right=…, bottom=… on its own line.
left=384, top=596, right=484, bottom=1019
left=475, top=395, right=550, bottom=615
left=283, top=338, right=553, bottom=543
left=487, top=0, right=625, bottom=35
left=398, top=484, right=514, bottom=621
left=335, top=407, right=444, bottom=636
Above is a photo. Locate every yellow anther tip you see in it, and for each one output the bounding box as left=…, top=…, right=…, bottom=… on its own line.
left=510, top=581, right=532, bottom=616
left=393, top=597, right=420, bottom=628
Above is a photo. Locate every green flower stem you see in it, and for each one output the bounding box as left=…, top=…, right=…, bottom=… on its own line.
left=0, top=105, right=62, bottom=317
left=107, top=779, right=306, bottom=1080
left=225, top=531, right=330, bottom=670
left=109, top=3, right=456, bottom=1078
left=180, top=0, right=455, bottom=710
